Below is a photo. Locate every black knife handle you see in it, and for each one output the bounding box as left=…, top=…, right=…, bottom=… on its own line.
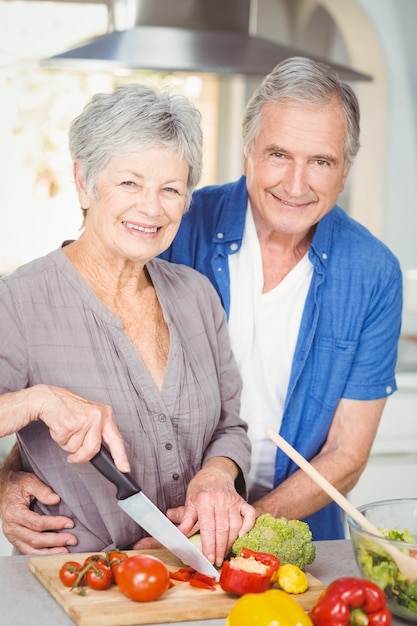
left=90, top=445, right=141, bottom=500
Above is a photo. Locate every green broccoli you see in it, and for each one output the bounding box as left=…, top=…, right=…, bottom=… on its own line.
left=231, top=513, right=316, bottom=571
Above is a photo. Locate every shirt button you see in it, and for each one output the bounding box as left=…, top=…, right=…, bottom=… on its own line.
left=322, top=253, right=328, bottom=260
left=165, top=442, right=173, bottom=450
left=217, top=267, right=222, bottom=272
left=386, top=385, right=393, bottom=394
left=230, top=243, right=238, bottom=252
left=158, top=414, right=166, bottom=422
left=172, top=473, right=180, bottom=481
left=216, top=232, right=224, bottom=239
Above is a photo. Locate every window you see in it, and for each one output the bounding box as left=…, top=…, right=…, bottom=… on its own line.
left=0, top=0, right=219, bottom=273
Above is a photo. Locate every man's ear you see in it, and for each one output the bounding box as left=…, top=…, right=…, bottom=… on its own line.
left=73, top=161, right=90, bottom=209
left=339, top=166, right=351, bottom=193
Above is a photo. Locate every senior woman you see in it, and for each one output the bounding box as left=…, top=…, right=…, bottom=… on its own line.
left=0, top=83, right=255, bottom=566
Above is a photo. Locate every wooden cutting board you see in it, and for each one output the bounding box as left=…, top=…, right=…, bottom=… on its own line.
left=28, top=549, right=326, bottom=626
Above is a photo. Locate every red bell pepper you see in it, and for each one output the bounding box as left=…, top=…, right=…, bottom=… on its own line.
left=219, top=547, right=280, bottom=596
left=309, top=577, right=391, bottom=626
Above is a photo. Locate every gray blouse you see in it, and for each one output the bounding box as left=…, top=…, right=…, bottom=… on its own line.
left=0, top=248, right=251, bottom=552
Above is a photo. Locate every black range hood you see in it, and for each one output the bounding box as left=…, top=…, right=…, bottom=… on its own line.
left=41, top=0, right=372, bottom=81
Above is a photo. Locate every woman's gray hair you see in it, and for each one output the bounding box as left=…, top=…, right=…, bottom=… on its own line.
left=242, top=56, right=360, bottom=168
left=69, top=82, right=203, bottom=209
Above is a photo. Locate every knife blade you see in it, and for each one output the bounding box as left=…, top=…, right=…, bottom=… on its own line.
left=90, top=445, right=219, bottom=580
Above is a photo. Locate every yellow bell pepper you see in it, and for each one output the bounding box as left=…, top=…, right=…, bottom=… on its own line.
left=277, top=564, right=309, bottom=594
left=226, top=588, right=314, bottom=626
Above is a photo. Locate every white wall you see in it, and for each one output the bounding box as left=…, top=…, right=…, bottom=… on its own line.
left=355, top=0, right=417, bottom=335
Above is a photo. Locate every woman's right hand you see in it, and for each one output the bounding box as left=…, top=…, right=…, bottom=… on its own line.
left=37, top=385, right=131, bottom=471
left=1, top=385, right=130, bottom=472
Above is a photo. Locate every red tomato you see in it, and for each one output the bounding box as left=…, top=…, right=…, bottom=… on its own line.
left=116, top=554, right=170, bottom=602
left=85, top=561, right=113, bottom=591
left=59, top=561, right=83, bottom=588
left=84, top=554, right=107, bottom=567
left=107, top=550, right=129, bottom=583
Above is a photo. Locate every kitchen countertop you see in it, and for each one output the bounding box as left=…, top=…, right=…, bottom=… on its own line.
left=0, top=540, right=408, bottom=626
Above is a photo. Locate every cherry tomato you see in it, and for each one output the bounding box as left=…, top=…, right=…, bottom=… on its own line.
left=116, top=554, right=170, bottom=602
left=59, top=561, right=84, bottom=588
left=107, top=550, right=129, bottom=583
left=84, top=553, right=107, bottom=567
left=85, top=561, right=113, bottom=591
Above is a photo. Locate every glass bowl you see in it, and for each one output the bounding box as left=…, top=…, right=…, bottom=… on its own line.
left=347, top=498, right=417, bottom=622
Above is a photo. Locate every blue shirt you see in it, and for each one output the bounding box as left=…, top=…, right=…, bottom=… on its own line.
left=160, top=176, right=402, bottom=540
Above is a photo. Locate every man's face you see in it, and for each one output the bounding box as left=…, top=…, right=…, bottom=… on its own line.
left=244, top=98, right=350, bottom=240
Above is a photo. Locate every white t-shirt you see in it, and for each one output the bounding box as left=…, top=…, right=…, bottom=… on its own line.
left=228, top=204, right=313, bottom=502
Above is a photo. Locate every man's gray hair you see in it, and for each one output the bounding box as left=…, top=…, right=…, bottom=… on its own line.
left=242, top=56, right=360, bottom=167
left=69, top=82, right=203, bottom=209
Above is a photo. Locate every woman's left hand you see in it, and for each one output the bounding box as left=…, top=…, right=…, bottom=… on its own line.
left=132, top=458, right=256, bottom=566
left=175, top=459, right=256, bottom=567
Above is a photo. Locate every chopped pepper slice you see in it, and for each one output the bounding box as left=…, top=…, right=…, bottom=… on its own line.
left=309, top=577, right=392, bottom=626
left=169, top=567, right=217, bottom=590
left=189, top=572, right=217, bottom=591
left=169, top=567, right=194, bottom=582
left=226, top=588, right=314, bottom=626
left=220, top=548, right=280, bottom=596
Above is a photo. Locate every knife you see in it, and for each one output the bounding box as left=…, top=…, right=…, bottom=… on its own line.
left=90, top=445, right=220, bottom=580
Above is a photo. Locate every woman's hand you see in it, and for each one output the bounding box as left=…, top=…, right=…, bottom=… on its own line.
left=0, top=385, right=130, bottom=472
left=172, top=458, right=256, bottom=567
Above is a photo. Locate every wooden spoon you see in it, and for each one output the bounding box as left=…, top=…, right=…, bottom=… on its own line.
left=266, top=429, right=417, bottom=582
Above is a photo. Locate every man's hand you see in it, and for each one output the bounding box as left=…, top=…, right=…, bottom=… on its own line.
left=0, top=471, right=77, bottom=555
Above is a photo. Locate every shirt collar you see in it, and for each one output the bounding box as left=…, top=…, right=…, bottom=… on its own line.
left=309, top=206, right=340, bottom=268
left=212, top=176, right=248, bottom=245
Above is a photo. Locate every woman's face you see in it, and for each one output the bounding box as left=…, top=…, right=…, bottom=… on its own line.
left=75, top=146, right=189, bottom=265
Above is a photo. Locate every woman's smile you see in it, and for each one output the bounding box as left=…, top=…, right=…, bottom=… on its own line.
left=122, top=220, right=160, bottom=235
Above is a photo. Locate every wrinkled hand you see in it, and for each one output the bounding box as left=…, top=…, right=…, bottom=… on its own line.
left=36, top=385, right=130, bottom=471
left=0, top=471, right=77, bottom=555
left=172, top=462, right=255, bottom=568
